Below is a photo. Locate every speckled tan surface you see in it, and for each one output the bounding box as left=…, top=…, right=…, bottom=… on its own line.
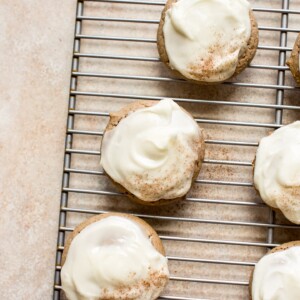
left=0, top=1, right=76, bottom=299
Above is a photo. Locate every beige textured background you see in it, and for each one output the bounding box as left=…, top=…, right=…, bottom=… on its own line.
left=0, top=1, right=76, bottom=299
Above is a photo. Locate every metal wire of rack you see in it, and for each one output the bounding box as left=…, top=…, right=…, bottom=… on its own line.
left=54, top=0, right=300, bottom=299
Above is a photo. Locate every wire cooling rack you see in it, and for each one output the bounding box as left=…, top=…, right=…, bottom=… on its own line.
left=54, top=0, right=300, bottom=299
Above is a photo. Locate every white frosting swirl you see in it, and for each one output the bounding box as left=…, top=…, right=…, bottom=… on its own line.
left=101, top=99, right=203, bottom=202
left=61, top=216, right=169, bottom=300
left=163, top=0, right=252, bottom=82
left=254, top=121, right=300, bottom=224
left=252, top=246, right=300, bottom=300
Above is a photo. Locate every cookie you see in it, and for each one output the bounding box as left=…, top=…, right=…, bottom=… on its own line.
left=157, top=0, right=259, bottom=84
left=250, top=241, right=300, bottom=300
left=100, top=99, right=206, bottom=205
left=287, top=33, right=300, bottom=85
left=253, top=121, right=300, bottom=224
left=61, top=213, right=169, bottom=300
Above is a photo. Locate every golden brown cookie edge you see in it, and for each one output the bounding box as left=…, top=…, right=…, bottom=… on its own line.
left=287, top=33, right=300, bottom=85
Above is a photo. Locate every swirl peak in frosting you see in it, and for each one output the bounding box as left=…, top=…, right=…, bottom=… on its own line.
left=100, top=99, right=204, bottom=201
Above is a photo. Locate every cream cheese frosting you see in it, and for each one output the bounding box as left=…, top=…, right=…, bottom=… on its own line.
left=252, top=246, right=300, bottom=300
left=101, top=99, right=203, bottom=202
left=254, top=121, right=300, bottom=224
left=163, top=0, right=252, bottom=82
left=61, top=216, right=169, bottom=300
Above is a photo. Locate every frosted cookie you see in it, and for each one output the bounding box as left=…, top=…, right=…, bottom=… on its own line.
left=250, top=241, right=300, bottom=300
left=100, top=99, right=205, bottom=205
left=157, top=0, right=259, bottom=84
left=287, top=33, right=300, bottom=85
left=253, top=121, right=300, bottom=224
left=61, top=213, right=169, bottom=300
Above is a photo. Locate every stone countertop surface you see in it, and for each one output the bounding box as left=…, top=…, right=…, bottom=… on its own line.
left=0, top=1, right=76, bottom=299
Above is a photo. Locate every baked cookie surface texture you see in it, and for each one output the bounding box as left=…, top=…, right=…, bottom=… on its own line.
left=287, top=33, right=300, bottom=85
